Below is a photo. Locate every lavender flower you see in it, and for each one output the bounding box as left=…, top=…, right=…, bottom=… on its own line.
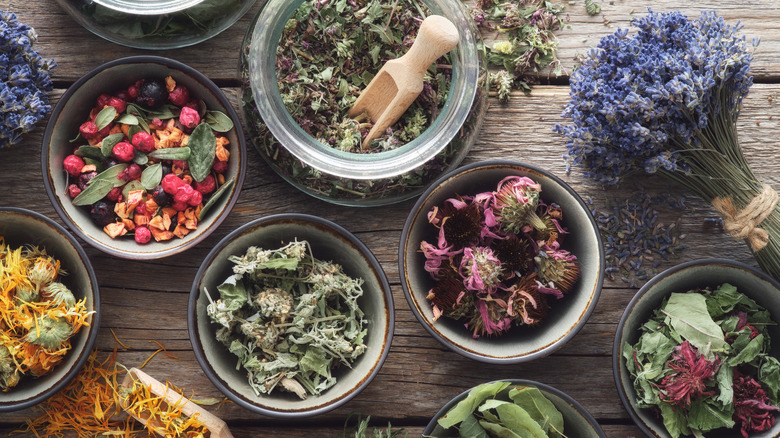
left=555, top=10, right=754, bottom=186
left=1, top=11, right=55, bottom=148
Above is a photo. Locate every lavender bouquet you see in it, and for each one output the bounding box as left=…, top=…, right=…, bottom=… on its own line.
left=555, top=10, right=780, bottom=280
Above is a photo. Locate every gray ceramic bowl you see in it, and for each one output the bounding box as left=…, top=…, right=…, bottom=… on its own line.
left=399, top=160, right=604, bottom=363
left=188, top=213, right=394, bottom=418
left=423, top=379, right=606, bottom=437
left=42, top=56, right=246, bottom=259
left=613, top=259, right=780, bottom=438
left=0, top=207, right=100, bottom=412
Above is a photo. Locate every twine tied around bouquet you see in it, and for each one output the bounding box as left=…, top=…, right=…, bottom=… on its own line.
left=712, top=184, right=779, bottom=251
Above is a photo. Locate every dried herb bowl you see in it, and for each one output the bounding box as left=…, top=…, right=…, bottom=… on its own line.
left=188, top=213, right=394, bottom=418
left=614, top=259, right=780, bottom=438
left=42, top=55, right=246, bottom=260
left=423, top=379, right=606, bottom=437
left=240, top=0, right=488, bottom=206
left=0, top=207, right=100, bottom=412
left=399, top=160, right=604, bottom=364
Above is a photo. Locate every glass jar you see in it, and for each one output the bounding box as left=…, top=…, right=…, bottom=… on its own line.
left=55, top=0, right=257, bottom=49
left=239, top=0, right=488, bottom=206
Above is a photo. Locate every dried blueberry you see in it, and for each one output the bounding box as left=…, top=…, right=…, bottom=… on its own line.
left=151, top=185, right=170, bottom=206
left=136, top=79, right=166, bottom=108
left=161, top=163, right=173, bottom=177
left=77, top=171, right=98, bottom=190
left=90, top=201, right=116, bottom=227
left=104, top=158, right=119, bottom=169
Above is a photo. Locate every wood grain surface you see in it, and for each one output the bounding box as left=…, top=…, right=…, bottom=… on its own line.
left=1, top=0, right=779, bottom=436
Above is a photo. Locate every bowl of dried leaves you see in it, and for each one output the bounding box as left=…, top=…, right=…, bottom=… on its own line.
left=42, top=55, right=246, bottom=260
left=424, top=380, right=606, bottom=437
left=0, top=207, right=100, bottom=412
left=400, top=159, right=604, bottom=363
left=614, top=259, right=780, bottom=438
left=188, top=213, right=394, bottom=418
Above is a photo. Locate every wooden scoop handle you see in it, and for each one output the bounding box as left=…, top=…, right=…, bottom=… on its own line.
left=402, top=15, right=460, bottom=76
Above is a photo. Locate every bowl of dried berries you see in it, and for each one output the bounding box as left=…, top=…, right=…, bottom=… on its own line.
left=0, top=207, right=100, bottom=412
left=399, top=159, right=604, bottom=363
left=614, top=259, right=780, bottom=438
left=188, top=213, right=394, bottom=418
left=424, top=380, right=606, bottom=437
left=42, top=55, right=245, bottom=260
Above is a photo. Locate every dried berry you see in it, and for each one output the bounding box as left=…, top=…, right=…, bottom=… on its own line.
left=96, top=93, right=111, bottom=108
left=168, top=85, right=190, bottom=106
left=90, top=201, right=115, bottom=227
left=160, top=163, right=172, bottom=176
left=179, top=106, right=200, bottom=129
left=106, top=187, right=123, bottom=202
left=79, top=121, right=99, bottom=140
left=67, top=184, right=81, bottom=198
left=112, top=141, right=135, bottom=162
left=131, top=131, right=155, bottom=153
left=151, top=185, right=169, bottom=206
left=134, top=226, right=152, bottom=244
left=193, top=175, right=216, bottom=195
left=77, top=171, right=97, bottom=190
left=136, top=79, right=166, bottom=108
left=212, top=158, right=228, bottom=174
left=63, top=155, right=85, bottom=177
left=106, top=97, right=127, bottom=114
left=103, top=158, right=119, bottom=169
left=162, top=174, right=185, bottom=194
left=118, top=164, right=142, bottom=181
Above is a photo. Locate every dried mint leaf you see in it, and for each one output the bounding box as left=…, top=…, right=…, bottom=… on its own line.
left=663, top=293, right=729, bottom=354
left=94, top=106, right=117, bottom=131
left=71, top=163, right=128, bottom=206
left=204, top=110, right=234, bottom=132
left=140, top=163, right=162, bottom=190
left=187, top=123, right=216, bottom=182
left=115, top=114, right=139, bottom=125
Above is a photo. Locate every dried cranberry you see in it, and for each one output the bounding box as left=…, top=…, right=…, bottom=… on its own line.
left=118, top=164, right=143, bottom=181
left=179, top=106, right=200, bottom=129
left=114, top=90, right=131, bottom=102
left=112, top=141, right=135, bottom=162
left=172, top=200, right=189, bottom=212
left=68, top=184, right=81, bottom=198
left=136, top=79, right=166, bottom=108
left=77, top=171, right=98, bottom=190
left=63, top=155, right=85, bottom=177
left=128, top=82, right=140, bottom=99
left=151, top=185, right=170, bottom=206
left=96, top=93, right=112, bottom=108
left=162, top=174, right=185, bottom=194
left=131, top=131, right=156, bottom=153
left=107, top=96, right=127, bottom=114
left=90, top=201, right=116, bottom=227
left=168, top=85, right=190, bottom=106
left=134, top=201, right=147, bottom=215
left=193, top=175, right=216, bottom=195
left=134, top=226, right=152, bottom=244
left=174, top=185, right=195, bottom=205
left=106, top=187, right=123, bottom=202
left=188, top=190, right=203, bottom=206
left=79, top=121, right=99, bottom=139
left=212, top=159, right=228, bottom=174
left=173, top=160, right=188, bottom=171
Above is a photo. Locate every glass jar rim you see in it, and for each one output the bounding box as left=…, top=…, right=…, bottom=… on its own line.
left=248, top=0, right=480, bottom=180
left=93, top=0, right=205, bottom=15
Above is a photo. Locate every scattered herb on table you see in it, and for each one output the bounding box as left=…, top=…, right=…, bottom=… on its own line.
left=341, top=416, right=407, bottom=438
left=275, top=0, right=450, bottom=152
left=62, top=76, right=235, bottom=245
left=205, top=240, right=368, bottom=399
left=470, top=0, right=565, bottom=101
left=625, top=284, right=780, bottom=438
left=555, top=10, right=780, bottom=282
left=436, top=381, right=566, bottom=437
left=421, top=176, right=579, bottom=338
left=0, top=238, right=93, bottom=391
left=0, top=10, right=56, bottom=148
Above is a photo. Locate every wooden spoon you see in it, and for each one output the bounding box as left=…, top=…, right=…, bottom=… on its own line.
left=348, top=15, right=460, bottom=148
left=120, top=367, right=234, bottom=438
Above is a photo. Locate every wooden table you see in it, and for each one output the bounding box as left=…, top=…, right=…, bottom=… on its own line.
left=1, top=1, right=779, bottom=436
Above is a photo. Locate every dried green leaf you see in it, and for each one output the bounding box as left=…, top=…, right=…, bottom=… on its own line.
left=71, top=164, right=128, bottom=206
left=187, top=123, right=216, bottom=182
left=148, top=147, right=191, bottom=161
left=204, top=111, right=235, bottom=132
left=122, top=180, right=145, bottom=201
left=100, top=133, right=125, bottom=158
left=74, top=145, right=106, bottom=161
left=116, top=114, right=139, bottom=125
left=140, top=163, right=163, bottom=190
left=95, top=106, right=117, bottom=131
left=199, top=178, right=234, bottom=221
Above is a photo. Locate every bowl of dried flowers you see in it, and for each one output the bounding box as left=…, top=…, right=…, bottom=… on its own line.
left=399, top=159, right=604, bottom=363
left=0, top=207, right=100, bottom=412
left=42, top=55, right=246, bottom=260
left=614, top=259, right=780, bottom=438
left=188, top=213, right=394, bottom=418
left=424, top=379, right=606, bottom=437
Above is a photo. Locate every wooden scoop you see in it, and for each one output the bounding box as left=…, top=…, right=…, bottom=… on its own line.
left=348, top=15, right=460, bottom=148
left=120, top=368, right=234, bottom=438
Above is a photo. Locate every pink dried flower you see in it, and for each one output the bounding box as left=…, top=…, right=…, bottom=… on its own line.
left=658, top=341, right=721, bottom=407
left=492, top=176, right=546, bottom=233
left=733, top=370, right=779, bottom=438
left=459, top=247, right=503, bottom=292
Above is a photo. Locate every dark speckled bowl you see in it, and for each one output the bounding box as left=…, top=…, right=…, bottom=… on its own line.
left=400, top=160, right=604, bottom=363
left=42, top=56, right=246, bottom=260
left=188, top=213, right=394, bottom=418
left=423, top=379, right=606, bottom=437
left=614, top=259, right=780, bottom=438
left=0, top=207, right=100, bottom=412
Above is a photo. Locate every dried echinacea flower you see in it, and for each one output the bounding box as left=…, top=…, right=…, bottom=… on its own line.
left=493, top=176, right=546, bottom=233
left=658, top=341, right=721, bottom=407
left=534, top=242, right=580, bottom=297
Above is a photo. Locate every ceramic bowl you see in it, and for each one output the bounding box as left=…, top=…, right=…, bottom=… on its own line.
left=42, top=55, right=246, bottom=260
left=613, top=259, right=780, bottom=438
left=399, top=159, right=604, bottom=363
left=188, top=213, right=394, bottom=418
left=423, top=379, right=606, bottom=437
left=0, top=207, right=100, bottom=412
